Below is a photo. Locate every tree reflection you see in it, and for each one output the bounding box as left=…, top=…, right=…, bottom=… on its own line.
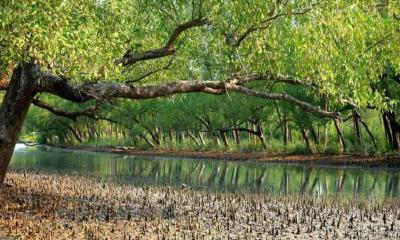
left=10, top=147, right=400, bottom=200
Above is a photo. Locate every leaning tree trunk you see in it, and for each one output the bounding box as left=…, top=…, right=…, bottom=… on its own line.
left=283, top=120, right=289, bottom=146
left=322, top=94, right=329, bottom=149
left=385, top=112, right=400, bottom=151
left=299, top=126, right=315, bottom=154
left=219, top=130, right=229, bottom=147
left=352, top=110, right=363, bottom=144
left=0, top=62, right=39, bottom=184
left=255, top=123, right=267, bottom=149
left=383, top=113, right=393, bottom=147
left=233, top=128, right=240, bottom=146
left=333, top=118, right=347, bottom=152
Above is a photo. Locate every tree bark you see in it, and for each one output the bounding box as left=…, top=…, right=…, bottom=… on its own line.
left=0, top=62, right=39, bottom=183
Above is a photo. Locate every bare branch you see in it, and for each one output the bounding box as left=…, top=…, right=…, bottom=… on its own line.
left=126, top=56, right=175, bottom=84
left=115, top=18, right=209, bottom=66
left=234, top=6, right=313, bottom=48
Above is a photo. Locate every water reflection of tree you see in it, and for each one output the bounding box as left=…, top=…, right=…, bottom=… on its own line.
left=336, top=171, right=346, bottom=193
left=185, top=163, right=199, bottom=180
left=13, top=150, right=400, bottom=199
left=256, top=167, right=267, bottom=192
left=308, top=174, right=319, bottom=196
left=208, top=165, right=221, bottom=185
left=280, top=169, right=288, bottom=195
left=98, top=159, right=400, bottom=199
left=300, top=168, right=311, bottom=196
left=386, top=173, right=399, bottom=198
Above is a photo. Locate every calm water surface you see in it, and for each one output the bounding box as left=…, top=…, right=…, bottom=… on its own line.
left=10, top=144, right=400, bottom=200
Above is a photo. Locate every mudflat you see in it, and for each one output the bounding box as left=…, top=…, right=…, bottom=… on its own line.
left=1, top=170, right=400, bottom=239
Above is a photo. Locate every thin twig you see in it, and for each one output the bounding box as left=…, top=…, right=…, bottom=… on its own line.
left=126, top=56, right=176, bottom=84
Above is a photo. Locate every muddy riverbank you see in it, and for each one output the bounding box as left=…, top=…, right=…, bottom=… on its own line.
left=1, top=170, right=400, bottom=239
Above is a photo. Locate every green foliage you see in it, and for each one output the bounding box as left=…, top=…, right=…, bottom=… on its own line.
left=1, top=0, right=398, bottom=107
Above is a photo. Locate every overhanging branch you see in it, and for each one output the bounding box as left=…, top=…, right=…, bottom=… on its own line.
left=38, top=71, right=318, bottom=102
left=38, top=73, right=227, bottom=102
left=228, top=85, right=339, bottom=119
left=2, top=64, right=337, bottom=119
left=32, top=99, right=99, bottom=121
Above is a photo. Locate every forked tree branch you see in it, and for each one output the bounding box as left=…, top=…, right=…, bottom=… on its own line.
left=115, top=18, right=209, bottom=66
left=233, top=7, right=313, bottom=48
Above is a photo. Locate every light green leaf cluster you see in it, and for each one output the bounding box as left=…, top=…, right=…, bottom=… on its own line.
left=0, top=0, right=138, bottom=81
left=235, top=0, right=399, bottom=109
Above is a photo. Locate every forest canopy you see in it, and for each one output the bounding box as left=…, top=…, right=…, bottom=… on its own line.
left=1, top=0, right=398, bottom=108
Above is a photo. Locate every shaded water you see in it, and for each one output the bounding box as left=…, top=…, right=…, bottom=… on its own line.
left=10, top=144, right=400, bottom=199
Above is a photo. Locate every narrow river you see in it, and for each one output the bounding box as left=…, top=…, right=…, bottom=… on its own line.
left=10, top=144, right=400, bottom=200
